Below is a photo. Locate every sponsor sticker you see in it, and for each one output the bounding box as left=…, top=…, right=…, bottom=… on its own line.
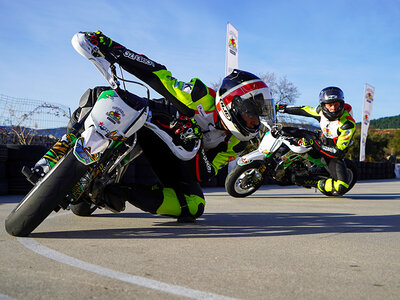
left=123, top=51, right=155, bottom=67
left=106, top=111, right=121, bottom=124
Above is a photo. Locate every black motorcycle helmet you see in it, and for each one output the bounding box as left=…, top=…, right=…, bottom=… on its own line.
left=319, top=86, right=345, bottom=121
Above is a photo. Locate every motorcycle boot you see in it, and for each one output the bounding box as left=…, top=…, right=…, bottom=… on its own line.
left=96, top=183, right=129, bottom=213
left=83, top=31, right=125, bottom=64
left=122, top=183, right=204, bottom=223
left=23, top=133, right=77, bottom=184
left=99, top=182, right=163, bottom=214
left=318, top=178, right=349, bottom=196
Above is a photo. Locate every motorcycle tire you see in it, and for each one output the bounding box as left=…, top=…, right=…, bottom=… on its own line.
left=225, top=161, right=265, bottom=198
left=319, top=159, right=358, bottom=197
left=5, top=150, right=90, bottom=237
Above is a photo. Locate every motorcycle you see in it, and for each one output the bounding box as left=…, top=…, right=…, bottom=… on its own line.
left=5, top=32, right=200, bottom=237
left=225, top=121, right=357, bottom=198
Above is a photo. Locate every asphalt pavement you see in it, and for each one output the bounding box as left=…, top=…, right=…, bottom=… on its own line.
left=0, top=179, right=399, bottom=300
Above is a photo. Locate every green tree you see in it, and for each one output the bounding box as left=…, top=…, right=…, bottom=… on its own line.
left=346, top=126, right=394, bottom=161
left=346, top=129, right=361, bottom=161
left=366, top=131, right=389, bottom=161
left=369, top=114, right=400, bottom=129
left=387, top=130, right=400, bottom=156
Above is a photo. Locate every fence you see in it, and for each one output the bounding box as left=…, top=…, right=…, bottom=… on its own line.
left=0, top=94, right=71, bottom=146
left=0, top=94, right=71, bottom=129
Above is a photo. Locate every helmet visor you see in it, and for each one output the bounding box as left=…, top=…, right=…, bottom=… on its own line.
left=239, top=93, right=275, bottom=121
left=234, top=93, right=271, bottom=115
left=232, top=94, right=274, bottom=134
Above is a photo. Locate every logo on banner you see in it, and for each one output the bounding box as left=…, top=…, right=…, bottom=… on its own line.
left=228, top=33, right=238, bottom=56
left=363, top=114, right=370, bottom=126
left=365, top=92, right=374, bottom=103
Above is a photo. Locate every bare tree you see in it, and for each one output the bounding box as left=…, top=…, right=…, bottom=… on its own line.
left=209, top=78, right=223, bottom=91
left=2, top=102, right=70, bottom=145
left=208, top=72, right=300, bottom=106
left=258, top=72, right=300, bottom=105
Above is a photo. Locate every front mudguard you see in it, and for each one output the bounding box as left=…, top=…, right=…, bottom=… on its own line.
left=237, top=149, right=265, bottom=166
left=73, top=126, right=108, bottom=165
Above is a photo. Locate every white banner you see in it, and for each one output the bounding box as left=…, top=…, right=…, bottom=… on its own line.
left=225, top=22, right=238, bottom=76
left=360, top=84, right=375, bottom=161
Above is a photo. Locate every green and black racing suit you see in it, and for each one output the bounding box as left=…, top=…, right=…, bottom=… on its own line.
left=278, top=103, right=356, bottom=195
left=92, top=40, right=248, bottom=219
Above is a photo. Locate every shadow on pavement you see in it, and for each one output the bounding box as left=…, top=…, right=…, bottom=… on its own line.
left=247, top=193, right=400, bottom=200
left=30, top=212, right=400, bottom=239
left=345, top=193, right=400, bottom=200
left=0, top=195, right=24, bottom=204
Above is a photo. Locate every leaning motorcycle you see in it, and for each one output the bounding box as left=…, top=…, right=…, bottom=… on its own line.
left=5, top=32, right=200, bottom=237
left=225, top=121, right=357, bottom=198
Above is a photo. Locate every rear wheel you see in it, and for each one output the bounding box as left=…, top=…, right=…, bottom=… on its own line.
left=225, top=161, right=265, bottom=198
left=5, top=150, right=90, bottom=237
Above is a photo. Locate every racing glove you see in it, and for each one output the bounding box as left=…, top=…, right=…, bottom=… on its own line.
left=275, top=104, right=287, bottom=113
left=85, top=31, right=125, bottom=64
left=298, top=137, right=314, bottom=147
left=170, top=115, right=202, bottom=151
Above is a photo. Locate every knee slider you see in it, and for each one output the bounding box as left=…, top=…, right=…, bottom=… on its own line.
left=333, top=180, right=349, bottom=196
left=318, top=178, right=333, bottom=192
left=193, top=203, right=204, bottom=218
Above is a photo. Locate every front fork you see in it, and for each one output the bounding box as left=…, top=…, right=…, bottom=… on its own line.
left=67, top=133, right=141, bottom=206
left=22, top=133, right=78, bottom=185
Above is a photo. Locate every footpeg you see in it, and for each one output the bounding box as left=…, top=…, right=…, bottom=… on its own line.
left=22, top=166, right=43, bottom=185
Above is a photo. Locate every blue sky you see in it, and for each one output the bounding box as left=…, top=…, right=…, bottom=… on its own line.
left=0, top=0, right=399, bottom=124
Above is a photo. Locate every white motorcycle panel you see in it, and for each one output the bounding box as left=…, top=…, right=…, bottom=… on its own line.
left=259, top=131, right=283, bottom=155
left=143, top=122, right=201, bottom=161
left=282, top=140, right=311, bottom=154
left=237, top=149, right=265, bottom=166
left=86, top=91, right=148, bottom=140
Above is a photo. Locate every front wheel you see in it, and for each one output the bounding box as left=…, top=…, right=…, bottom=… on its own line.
left=5, top=150, right=90, bottom=237
left=225, top=161, right=265, bottom=198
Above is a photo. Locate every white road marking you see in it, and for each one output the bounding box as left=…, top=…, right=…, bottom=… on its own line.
left=17, top=237, right=236, bottom=300
left=0, top=294, right=16, bottom=300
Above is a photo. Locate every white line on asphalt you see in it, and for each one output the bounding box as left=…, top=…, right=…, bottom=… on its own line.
left=17, top=237, right=236, bottom=300
left=0, top=294, right=16, bottom=300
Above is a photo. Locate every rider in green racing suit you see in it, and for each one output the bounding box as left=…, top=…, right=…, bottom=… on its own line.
left=33, top=30, right=274, bottom=222
left=276, top=86, right=356, bottom=196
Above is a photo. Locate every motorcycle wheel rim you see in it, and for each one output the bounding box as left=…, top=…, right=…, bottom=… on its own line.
left=234, top=168, right=262, bottom=195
